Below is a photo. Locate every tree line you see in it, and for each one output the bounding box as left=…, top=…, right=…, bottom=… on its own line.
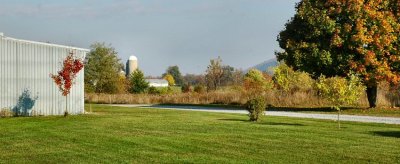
left=84, top=43, right=244, bottom=94
left=84, top=0, right=399, bottom=110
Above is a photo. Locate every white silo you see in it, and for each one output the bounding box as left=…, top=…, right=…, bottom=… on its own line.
left=126, top=55, right=138, bottom=77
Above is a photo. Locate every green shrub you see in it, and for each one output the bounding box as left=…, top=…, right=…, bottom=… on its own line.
left=273, top=63, right=314, bottom=93
left=148, top=87, right=173, bottom=95
left=315, top=74, right=365, bottom=108
left=194, top=85, right=206, bottom=93
left=315, top=74, right=365, bottom=128
left=147, top=86, right=159, bottom=94
left=158, top=87, right=173, bottom=95
left=243, top=69, right=274, bottom=93
left=169, top=86, right=182, bottom=94
left=295, top=72, right=314, bottom=92
left=245, top=97, right=267, bottom=122
left=182, top=83, right=192, bottom=93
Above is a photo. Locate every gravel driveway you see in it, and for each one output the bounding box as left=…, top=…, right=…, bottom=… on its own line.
left=111, top=104, right=400, bottom=125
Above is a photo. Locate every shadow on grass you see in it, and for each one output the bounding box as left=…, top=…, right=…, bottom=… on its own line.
left=159, top=103, right=244, bottom=110
left=260, top=122, right=305, bottom=126
left=218, top=118, right=306, bottom=126
left=218, top=118, right=248, bottom=122
left=372, top=131, right=400, bottom=138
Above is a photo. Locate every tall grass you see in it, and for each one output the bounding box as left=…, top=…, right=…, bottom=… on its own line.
left=86, top=91, right=247, bottom=105
left=85, top=87, right=396, bottom=108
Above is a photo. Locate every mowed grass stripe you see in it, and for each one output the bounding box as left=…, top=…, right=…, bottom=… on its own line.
left=0, top=104, right=399, bottom=163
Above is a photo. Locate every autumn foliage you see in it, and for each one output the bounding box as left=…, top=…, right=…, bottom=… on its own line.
left=277, top=0, right=399, bottom=107
left=243, top=69, right=273, bottom=93
left=51, top=52, right=84, bottom=96
left=325, top=0, right=400, bottom=86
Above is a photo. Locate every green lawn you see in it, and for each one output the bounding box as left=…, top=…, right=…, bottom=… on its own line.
left=308, top=108, right=400, bottom=117
left=159, top=103, right=400, bottom=117
left=270, top=107, right=400, bottom=118
left=0, top=104, right=399, bottom=163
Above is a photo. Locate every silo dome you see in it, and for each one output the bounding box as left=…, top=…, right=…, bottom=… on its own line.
left=129, top=55, right=137, bottom=61
left=126, top=55, right=138, bottom=77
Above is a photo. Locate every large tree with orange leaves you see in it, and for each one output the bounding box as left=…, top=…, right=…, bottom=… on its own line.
left=277, top=0, right=400, bottom=108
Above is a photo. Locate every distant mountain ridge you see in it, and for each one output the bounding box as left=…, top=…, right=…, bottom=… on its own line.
left=247, top=58, right=278, bottom=74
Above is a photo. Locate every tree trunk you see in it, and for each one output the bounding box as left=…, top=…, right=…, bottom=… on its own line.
left=64, top=96, right=68, bottom=117
left=366, top=84, right=378, bottom=108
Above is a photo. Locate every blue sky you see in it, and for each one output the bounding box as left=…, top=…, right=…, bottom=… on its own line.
left=0, top=0, right=299, bottom=76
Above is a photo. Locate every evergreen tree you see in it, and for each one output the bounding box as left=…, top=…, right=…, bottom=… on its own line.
left=129, top=69, right=149, bottom=94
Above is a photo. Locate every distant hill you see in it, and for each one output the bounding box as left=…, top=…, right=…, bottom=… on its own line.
left=247, top=58, right=278, bottom=74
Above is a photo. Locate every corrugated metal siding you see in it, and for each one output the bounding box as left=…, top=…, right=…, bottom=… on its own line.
left=0, top=36, right=87, bottom=116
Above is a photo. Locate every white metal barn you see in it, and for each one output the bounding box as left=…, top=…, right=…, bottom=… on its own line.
left=146, top=79, right=169, bottom=87
left=0, top=33, right=89, bottom=116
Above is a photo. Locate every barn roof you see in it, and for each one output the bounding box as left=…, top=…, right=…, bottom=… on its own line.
left=0, top=33, right=89, bottom=52
left=146, top=79, right=168, bottom=84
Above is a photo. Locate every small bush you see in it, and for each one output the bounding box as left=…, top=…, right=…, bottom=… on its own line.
left=182, top=83, right=192, bottom=93
left=243, top=69, right=274, bottom=93
left=315, top=74, right=365, bottom=128
left=0, top=108, right=14, bottom=117
left=194, top=85, right=206, bottom=93
left=315, top=74, right=365, bottom=107
left=169, top=86, right=182, bottom=94
left=148, top=87, right=173, bottom=95
left=147, top=86, right=159, bottom=94
left=246, top=97, right=267, bottom=122
left=273, top=63, right=314, bottom=93
left=158, top=87, right=173, bottom=95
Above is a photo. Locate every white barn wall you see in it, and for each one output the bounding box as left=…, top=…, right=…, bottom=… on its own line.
left=0, top=35, right=88, bottom=116
left=149, top=83, right=169, bottom=87
left=146, top=79, right=169, bottom=88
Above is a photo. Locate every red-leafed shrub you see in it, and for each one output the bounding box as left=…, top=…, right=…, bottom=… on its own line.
left=50, top=52, right=84, bottom=116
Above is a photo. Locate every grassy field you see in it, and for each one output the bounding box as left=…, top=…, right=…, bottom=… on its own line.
left=0, top=105, right=399, bottom=163
left=306, top=108, right=400, bottom=117
left=159, top=103, right=400, bottom=117
left=268, top=107, right=400, bottom=118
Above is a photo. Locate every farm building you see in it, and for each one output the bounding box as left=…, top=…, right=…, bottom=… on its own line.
left=126, top=55, right=138, bottom=77
left=146, top=79, right=169, bottom=87
left=0, top=33, right=88, bottom=116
